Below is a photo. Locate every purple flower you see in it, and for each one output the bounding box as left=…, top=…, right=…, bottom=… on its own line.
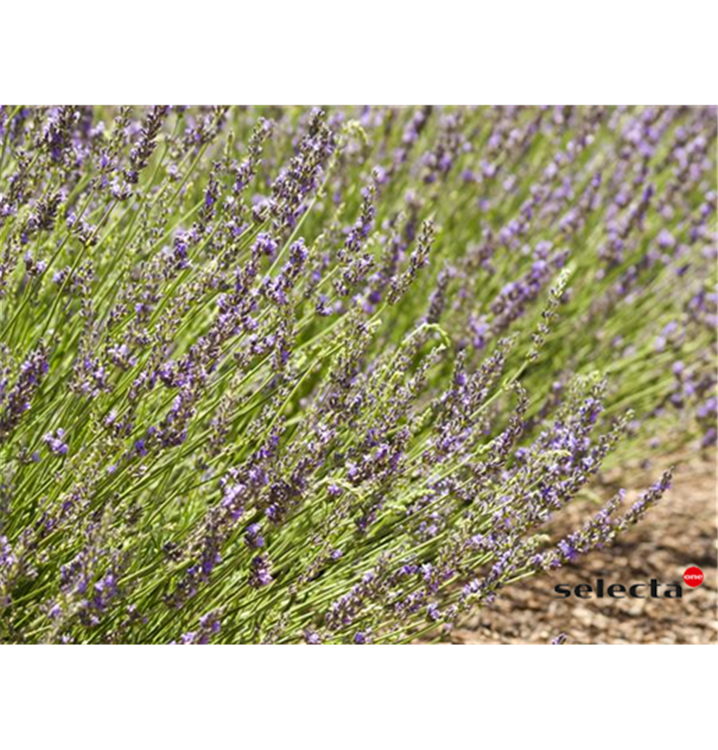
left=249, top=554, right=272, bottom=588
left=43, top=429, right=68, bottom=456
left=244, top=523, right=265, bottom=549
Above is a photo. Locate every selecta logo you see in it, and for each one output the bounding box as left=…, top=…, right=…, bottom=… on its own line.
left=554, top=566, right=705, bottom=599
left=554, top=580, right=682, bottom=599
left=683, top=566, right=704, bottom=588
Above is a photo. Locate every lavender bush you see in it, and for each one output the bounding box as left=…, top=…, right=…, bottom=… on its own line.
left=0, top=106, right=715, bottom=644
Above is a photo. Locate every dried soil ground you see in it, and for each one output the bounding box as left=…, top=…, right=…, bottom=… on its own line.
left=453, top=453, right=717, bottom=644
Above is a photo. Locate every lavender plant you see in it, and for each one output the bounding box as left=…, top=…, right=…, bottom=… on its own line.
left=0, top=106, right=715, bottom=644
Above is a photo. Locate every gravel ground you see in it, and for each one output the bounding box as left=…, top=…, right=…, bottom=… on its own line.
left=452, top=452, right=717, bottom=645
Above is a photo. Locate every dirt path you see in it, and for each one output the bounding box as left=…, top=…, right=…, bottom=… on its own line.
left=453, top=453, right=717, bottom=644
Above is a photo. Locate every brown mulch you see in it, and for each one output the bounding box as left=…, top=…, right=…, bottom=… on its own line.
left=451, top=452, right=717, bottom=644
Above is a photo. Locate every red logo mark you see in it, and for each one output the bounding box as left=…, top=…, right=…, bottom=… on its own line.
left=683, top=567, right=704, bottom=588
